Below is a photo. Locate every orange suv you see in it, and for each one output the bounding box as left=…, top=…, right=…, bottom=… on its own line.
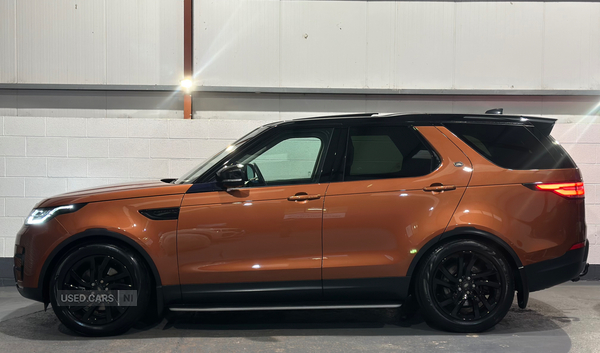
left=14, top=112, right=589, bottom=335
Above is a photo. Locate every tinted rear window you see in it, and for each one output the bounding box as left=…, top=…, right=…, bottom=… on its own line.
left=445, top=123, right=576, bottom=170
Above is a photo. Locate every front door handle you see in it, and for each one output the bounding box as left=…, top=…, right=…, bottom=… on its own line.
left=423, top=184, right=456, bottom=192
left=288, top=193, right=321, bottom=201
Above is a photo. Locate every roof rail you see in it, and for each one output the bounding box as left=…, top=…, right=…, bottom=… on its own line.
left=293, top=112, right=377, bottom=121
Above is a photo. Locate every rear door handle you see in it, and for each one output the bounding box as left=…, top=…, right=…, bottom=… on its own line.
left=288, top=194, right=321, bottom=201
left=423, top=184, right=456, bottom=192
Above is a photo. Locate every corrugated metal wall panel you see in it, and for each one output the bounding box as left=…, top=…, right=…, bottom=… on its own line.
left=454, top=2, right=544, bottom=89
left=193, top=0, right=600, bottom=92
left=365, top=2, right=395, bottom=89
left=3, top=0, right=599, bottom=90
left=394, top=2, right=455, bottom=89
left=0, top=0, right=16, bottom=83
left=106, top=0, right=183, bottom=85
left=543, top=3, right=600, bottom=90
left=194, top=0, right=280, bottom=87
left=17, top=0, right=106, bottom=84
left=280, top=1, right=367, bottom=88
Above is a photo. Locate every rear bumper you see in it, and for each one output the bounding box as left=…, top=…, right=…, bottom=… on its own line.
left=524, top=240, right=589, bottom=292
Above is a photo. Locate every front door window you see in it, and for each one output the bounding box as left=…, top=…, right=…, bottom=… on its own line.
left=231, top=129, right=332, bottom=187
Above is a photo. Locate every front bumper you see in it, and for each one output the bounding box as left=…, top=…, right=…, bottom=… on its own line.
left=13, top=219, right=71, bottom=303
left=16, top=285, right=44, bottom=302
left=524, top=240, right=589, bottom=292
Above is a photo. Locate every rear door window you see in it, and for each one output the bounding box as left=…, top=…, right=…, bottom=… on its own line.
left=344, top=126, right=440, bottom=181
left=445, top=123, right=576, bottom=170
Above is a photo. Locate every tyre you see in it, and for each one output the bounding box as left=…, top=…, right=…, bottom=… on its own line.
left=415, top=239, right=514, bottom=332
left=49, top=243, right=151, bottom=336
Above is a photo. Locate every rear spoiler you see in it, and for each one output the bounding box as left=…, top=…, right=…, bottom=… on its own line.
left=464, top=114, right=557, bottom=137
left=483, top=108, right=557, bottom=136
left=510, top=116, right=557, bottom=137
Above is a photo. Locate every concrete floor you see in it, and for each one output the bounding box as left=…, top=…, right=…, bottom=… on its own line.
left=0, top=283, right=598, bottom=353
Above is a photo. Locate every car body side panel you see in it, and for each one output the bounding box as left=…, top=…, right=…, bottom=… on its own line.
left=177, top=184, right=327, bottom=287
left=36, top=181, right=190, bottom=208
left=447, top=185, right=585, bottom=266
left=16, top=194, right=184, bottom=289
left=438, top=126, right=586, bottom=266
left=322, top=126, right=473, bottom=281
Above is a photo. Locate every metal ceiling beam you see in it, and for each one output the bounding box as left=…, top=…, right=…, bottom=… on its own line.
left=1, top=84, right=599, bottom=96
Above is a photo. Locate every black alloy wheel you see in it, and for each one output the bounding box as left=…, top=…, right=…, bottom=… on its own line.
left=50, top=243, right=150, bottom=336
left=415, top=239, right=514, bottom=332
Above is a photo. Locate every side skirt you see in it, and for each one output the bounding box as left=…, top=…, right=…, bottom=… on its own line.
left=169, top=277, right=411, bottom=305
left=169, top=301, right=402, bottom=312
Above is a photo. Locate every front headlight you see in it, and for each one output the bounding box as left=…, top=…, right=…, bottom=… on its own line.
left=25, top=204, right=85, bottom=225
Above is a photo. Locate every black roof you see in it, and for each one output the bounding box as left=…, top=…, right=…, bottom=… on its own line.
left=291, top=112, right=555, bottom=124
left=269, top=112, right=557, bottom=136
left=274, top=111, right=551, bottom=130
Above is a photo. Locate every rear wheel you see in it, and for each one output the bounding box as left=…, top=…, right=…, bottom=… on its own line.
left=415, top=239, right=514, bottom=332
left=49, top=243, right=150, bottom=336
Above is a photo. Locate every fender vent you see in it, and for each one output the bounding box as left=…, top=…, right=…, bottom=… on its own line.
left=139, top=208, right=180, bottom=220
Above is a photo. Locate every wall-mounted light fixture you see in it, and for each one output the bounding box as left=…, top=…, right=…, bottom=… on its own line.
left=180, top=79, right=193, bottom=91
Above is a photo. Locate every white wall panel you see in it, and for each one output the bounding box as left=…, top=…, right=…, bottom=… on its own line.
left=543, top=3, right=600, bottom=89
left=192, top=0, right=600, bottom=91
left=280, top=1, right=367, bottom=88
left=365, top=2, right=395, bottom=89
left=194, top=0, right=280, bottom=87
left=0, top=0, right=16, bottom=83
left=455, top=2, right=544, bottom=89
left=395, top=2, right=455, bottom=89
left=106, top=0, right=183, bottom=85
left=17, top=0, right=106, bottom=84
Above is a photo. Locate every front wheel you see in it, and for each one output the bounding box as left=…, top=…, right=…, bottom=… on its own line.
left=415, top=239, right=514, bottom=332
left=49, top=243, right=151, bottom=336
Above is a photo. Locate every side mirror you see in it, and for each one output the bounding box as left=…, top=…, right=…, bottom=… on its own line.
left=216, top=164, right=247, bottom=189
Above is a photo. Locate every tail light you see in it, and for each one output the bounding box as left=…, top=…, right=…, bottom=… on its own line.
left=525, top=182, right=585, bottom=199
left=569, top=242, right=586, bottom=251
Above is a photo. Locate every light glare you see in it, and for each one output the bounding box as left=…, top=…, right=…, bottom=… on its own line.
left=180, top=79, right=193, bottom=89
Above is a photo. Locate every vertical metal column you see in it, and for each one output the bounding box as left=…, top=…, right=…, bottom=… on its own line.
left=183, top=0, right=193, bottom=119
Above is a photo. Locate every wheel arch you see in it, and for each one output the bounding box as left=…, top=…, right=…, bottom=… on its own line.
left=38, top=228, right=164, bottom=307
left=407, top=227, right=528, bottom=307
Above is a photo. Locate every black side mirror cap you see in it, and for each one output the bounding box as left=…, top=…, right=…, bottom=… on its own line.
left=216, top=164, right=247, bottom=189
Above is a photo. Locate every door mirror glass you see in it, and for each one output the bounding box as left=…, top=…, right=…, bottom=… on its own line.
left=215, top=164, right=247, bottom=189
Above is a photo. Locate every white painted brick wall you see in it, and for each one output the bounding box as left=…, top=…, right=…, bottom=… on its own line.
left=26, top=137, right=68, bottom=157
left=46, top=118, right=87, bottom=137
left=47, top=158, right=87, bottom=177
left=4, top=198, right=39, bottom=217
left=0, top=114, right=599, bottom=265
left=4, top=117, right=45, bottom=136
left=6, top=157, right=46, bottom=177
left=68, top=138, right=109, bottom=158
left=553, top=121, right=600, bottom=264
left=0, top=136, right=26, bottom=156
left=0, top=116, right=236, bottom=256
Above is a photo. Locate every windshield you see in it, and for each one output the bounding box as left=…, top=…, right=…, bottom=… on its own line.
left=174, top=125, right=273, bottom=184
